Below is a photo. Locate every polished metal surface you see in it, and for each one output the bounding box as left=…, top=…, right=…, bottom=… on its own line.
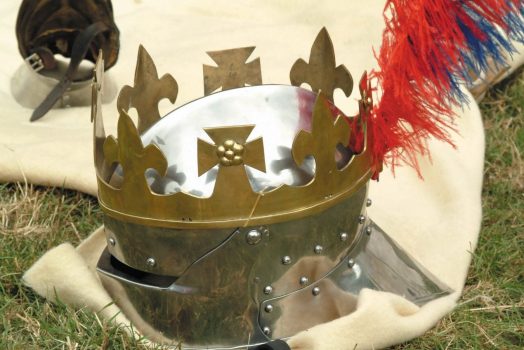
left=290, top=27, right=353, bottom=102
left=104, top=215, right=234, bottom=276
left=97, top=184, right=368, bottom=348
left=138, top=85, right=320, bottom=197
left=96, top=77, right=373, bottom=229
left=145, top=258, right=156, bottom=267
left=246, top=229, right=263, bottom=245
left=258, top=221, right=452, bottom=339
left=117, top=45, right=178, bottom=134
left=98, top=212, right=452, bottom=349
left=203, top=46, right=262, bottom=95
left=92, top=30, right=448, bottom=350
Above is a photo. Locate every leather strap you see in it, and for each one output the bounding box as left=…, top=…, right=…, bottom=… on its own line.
left=30, top=21, right=109, bottom=122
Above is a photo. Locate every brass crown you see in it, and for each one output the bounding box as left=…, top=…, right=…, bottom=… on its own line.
left=92, top=28, right=374, bottom=229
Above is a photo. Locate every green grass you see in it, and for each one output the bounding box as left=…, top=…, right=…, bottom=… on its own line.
left=393, top=70, right=524, bottom=349
left=1, top=71, right=523, bottom=349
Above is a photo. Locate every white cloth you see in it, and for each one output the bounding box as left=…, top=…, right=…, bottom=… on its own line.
left=1, top=1, right=521, bottom=349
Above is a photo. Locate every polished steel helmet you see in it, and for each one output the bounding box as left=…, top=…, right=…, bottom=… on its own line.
left=92, top=28, right=451, bottom=349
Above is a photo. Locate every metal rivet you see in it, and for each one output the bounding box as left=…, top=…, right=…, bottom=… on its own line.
left=146, top=257, right=156, bottom=267
left=299, top=276, right=309, bottom=285
left=366, top=198, right=372, bottom=207
left=263, top=326, right=271, bottom=336
left=264, top=286, right=273, bottom=295
left=281, top=256, right=291, bottom=265
left=348, top=258, right=355, bottom=268
left=314, top=245, right=323, bottom=254
left=365, top=226, right=372, bottom=235
left=108, top=237, right=116, bottom=246
left=264, top=304, right=274, bottom=313
left=312, top=287, right=320, bottom=296
left=358, top=215, right=366, bottom=224
left=246, top=229, right=262, bottom=245
left=339, top=232, right=348, bottom=241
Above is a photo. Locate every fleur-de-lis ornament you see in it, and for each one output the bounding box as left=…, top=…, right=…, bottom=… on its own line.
left=117, top=45, right=178, bottom=134
left=290, top=27, right=353, bottom=102
left=292, top=94, right=350, bottom=182
left=104, top=111, right=167, bottom=198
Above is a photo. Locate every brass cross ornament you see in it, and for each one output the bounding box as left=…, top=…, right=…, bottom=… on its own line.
left=197, top=125, right=266, bottom=176
left=203, top=47, right=262, bottom=95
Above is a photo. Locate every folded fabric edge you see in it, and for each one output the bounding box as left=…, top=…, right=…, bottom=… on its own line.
left=22, top=226, right=461, bottom=350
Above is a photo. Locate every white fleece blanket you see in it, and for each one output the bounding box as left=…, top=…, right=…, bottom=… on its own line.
left=1, top=1, right=522, bottom=349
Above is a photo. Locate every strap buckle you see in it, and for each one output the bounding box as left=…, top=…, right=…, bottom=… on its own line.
left=25, top=52, right=45, bottom=72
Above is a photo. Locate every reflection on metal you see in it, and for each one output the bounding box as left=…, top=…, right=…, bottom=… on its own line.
left=347, top=258, right=355, bottom=268
left=117, top=45, right=178, bottom=133
left=91, top=29, right=451, bottom=350
left=246, top=229, right=263, bottom=245
left=92, top=54, right=116, bottom=182
left=97, top=185, right=368, bottom=348
left=290, top=27, right=353, bottom=102
left=203, top=46, right=262, bottom=95
left=98, top=214, right=452, bottom=348
left=258, top=222, right=452, bottom=340
left=145, top=257, right=156, bottom=267
left=197, top=125, right=266, bottom=176
left=94, top=85, right=373, bottom=229
left=104, top=215, right=233, bottom=277
left=103, top=110, right=168, bottom=203
left=217, top=140, right=245, bottom=166
left=281, top=256, right=292, bottom=265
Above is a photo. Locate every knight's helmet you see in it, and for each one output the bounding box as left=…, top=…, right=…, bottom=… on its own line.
left=92, top=28, right=451, bottom=349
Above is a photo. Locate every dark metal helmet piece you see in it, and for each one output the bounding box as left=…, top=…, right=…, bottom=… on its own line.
left=16, top=0, right=120, bottom=70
